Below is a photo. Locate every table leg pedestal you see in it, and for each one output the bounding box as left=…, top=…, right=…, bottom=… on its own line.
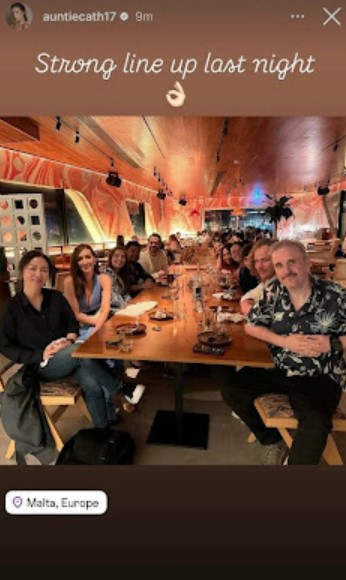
left=146, top=363, right=210, bottom=449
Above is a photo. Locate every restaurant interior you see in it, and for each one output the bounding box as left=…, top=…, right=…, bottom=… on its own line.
left=0, top=115, right=346, bottom=465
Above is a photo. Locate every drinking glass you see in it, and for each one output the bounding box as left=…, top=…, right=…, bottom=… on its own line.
left=203, top=307, right=215, bottom=331
left=119, top=331, right=133, bottom=353
left=174, top=300, right=187, bottom=320
left=170, top=281, right=180, bottom=301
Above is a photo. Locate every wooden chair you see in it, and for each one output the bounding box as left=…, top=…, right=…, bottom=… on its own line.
left=333, top=259, right=346, bottom=283
left=309, top=239, right=340, bottom=276
left=0, top=359, right=92, bottom=460
left=54, top=271, right=70, bottom=292
left=253, top=393, right=346, bottom=465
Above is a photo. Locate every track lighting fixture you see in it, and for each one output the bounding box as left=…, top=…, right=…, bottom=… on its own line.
left=106, top=171, right=122, bottom=188
left=55, top=118, right=119, bottom=180
left=317, top=185, right=330, bottom=196
left=153, top=167, right=174, bottom=199
left=157, top=189, right=166, bottom=200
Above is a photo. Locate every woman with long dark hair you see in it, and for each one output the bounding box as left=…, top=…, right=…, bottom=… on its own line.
left=102, top=246, right=146, bottom=408
left=102, top=246, right=131, bottom=313
left=64, top=244, right=112, bottom=341
left=9, top=3, right=30, bottom=30
left=0, top=250, right=122, bottom=428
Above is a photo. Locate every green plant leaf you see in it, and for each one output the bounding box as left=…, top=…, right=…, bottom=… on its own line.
left=264, top=195, right=294, bottom=223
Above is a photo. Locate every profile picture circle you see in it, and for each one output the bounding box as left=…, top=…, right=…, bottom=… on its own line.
left=6, top=2, right=33, bottom=30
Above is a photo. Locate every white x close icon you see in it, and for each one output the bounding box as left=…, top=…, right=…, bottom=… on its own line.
left=323, top=7, right=342, bottom=26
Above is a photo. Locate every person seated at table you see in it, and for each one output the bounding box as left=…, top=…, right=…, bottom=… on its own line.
left=104, top=245, right=148, bottom=403
left=64, top=244, right=112, bottom=342
left=213, top=240, right=223, bottom=258
left=230, top=232, right=244, bottom=244
left=125, top=241, right=155, bottom=297
left=139, top=233, right=169, bottom=280
left=65, top=245, right=144, bottom=410
left=199, top=230, right=213, bottom=247
left=164, top=240, right=175, bottom=266
left=222, top=239, right=346, bottom=465
left=102, top=246, right=131, bottom=313
left=217, top=243, right=241, bottom=285
left=0, top=250, right=122, bottom=428
left=238, top=243, right=258, bottom=294
left=217, top=243, right=235, bottom=272
left=166, top=234, right=182, bottom=262
left=240, top=239, right=276, bottom=315
left=230, top=242, right=244, bottom=285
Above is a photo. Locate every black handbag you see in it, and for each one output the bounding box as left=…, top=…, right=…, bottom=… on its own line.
left=56, top=427, right=136, bottom=465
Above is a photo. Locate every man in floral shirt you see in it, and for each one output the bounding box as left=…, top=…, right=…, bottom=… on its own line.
left=222, top=240, right=346, bottom=465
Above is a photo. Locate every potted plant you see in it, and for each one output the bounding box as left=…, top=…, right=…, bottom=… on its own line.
left=264, top=194, right=294, bottom=237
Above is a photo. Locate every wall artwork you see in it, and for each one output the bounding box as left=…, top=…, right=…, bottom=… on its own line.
left=0, top=194, right=47, bottom=276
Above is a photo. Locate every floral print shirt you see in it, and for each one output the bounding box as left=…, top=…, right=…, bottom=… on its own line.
left=247, top=276, right=346, bottom=389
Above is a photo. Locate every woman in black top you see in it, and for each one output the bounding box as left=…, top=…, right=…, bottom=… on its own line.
left=0, top=251, right=122, bottom=428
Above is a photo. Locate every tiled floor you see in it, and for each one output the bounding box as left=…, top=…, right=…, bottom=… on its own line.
left=1, top=362, right=346, bottom=466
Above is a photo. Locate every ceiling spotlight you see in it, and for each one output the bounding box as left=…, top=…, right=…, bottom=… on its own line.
left=74, top=130, right=80, bottom=144
left=317, top=185, right=330, bottom=196
left=157, top=189, right=166, bottom=200
left=179, top=198, right=187, bottom=206
left=106, top=171, right=122, bottom=187
left=55, top=116, right=62, bottom=131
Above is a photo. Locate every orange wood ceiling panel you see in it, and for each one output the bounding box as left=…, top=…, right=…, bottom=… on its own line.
left=0, top=116, right=345, bottom=202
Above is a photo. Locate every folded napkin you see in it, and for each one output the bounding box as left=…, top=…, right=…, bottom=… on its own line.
left=217, top=312, right=244, bottom=323
left=212, top=292, right=237, bottom=301
left=212, top=292, right=224, bottom=300
left=113, top=301, right=157, bottom=318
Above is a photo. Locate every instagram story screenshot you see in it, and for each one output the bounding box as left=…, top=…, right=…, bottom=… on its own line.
left=0, top=0, right=346, bottom=572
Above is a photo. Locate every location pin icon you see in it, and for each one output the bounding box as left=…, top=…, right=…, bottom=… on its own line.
left=13, top=496, right=23, bottom=508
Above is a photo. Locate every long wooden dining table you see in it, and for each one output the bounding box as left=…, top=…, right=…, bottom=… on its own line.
left=73, top=267, right=273, bottom=449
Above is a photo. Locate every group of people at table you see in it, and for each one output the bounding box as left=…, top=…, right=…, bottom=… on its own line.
left=0, top=230, right=346, bottom=466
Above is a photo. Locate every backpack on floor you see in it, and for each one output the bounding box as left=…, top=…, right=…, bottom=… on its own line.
left=56, top=428, right=136, bottom=465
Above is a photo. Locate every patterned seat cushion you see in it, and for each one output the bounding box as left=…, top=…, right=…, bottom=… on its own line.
left=257, top=393, right=346, bottom=421
left=40, top=377, right=80, bottom=397
left=0, top=354, right=14, bottom=377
